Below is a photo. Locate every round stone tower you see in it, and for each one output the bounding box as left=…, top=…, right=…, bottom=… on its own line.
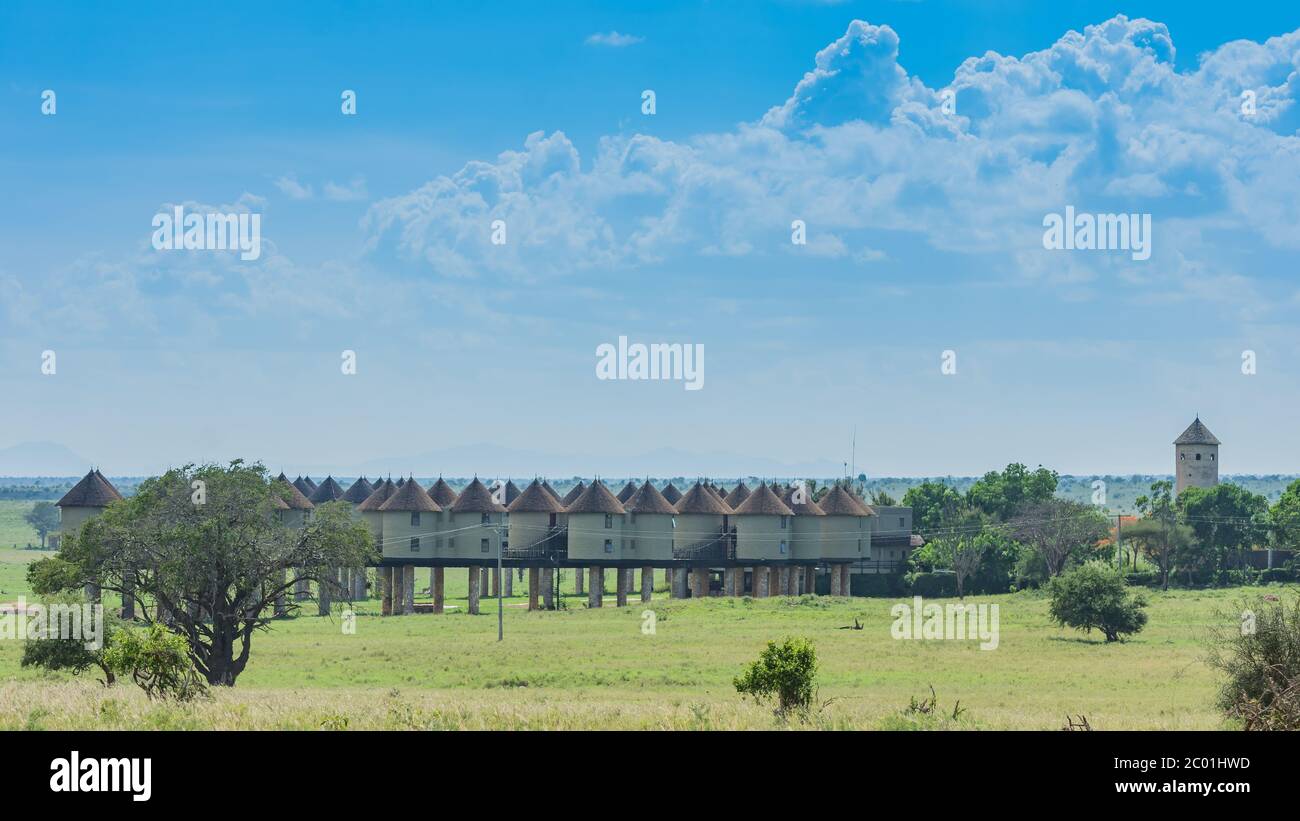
left=1174, top=416, right=1220, bottom=495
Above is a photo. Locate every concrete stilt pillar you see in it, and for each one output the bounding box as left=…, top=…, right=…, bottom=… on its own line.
left=274, top=569, right=287, bottom=616
left=480, top=567, right=490, bottom=597
left=666, top=568, right=676, bottom=598
left=295, top=571, right=310, bottom=601
left=841, top=564, right=853, bottom=597
left=381, top=567, right=393, bottom=615
left=723, top=567, right=736, bottom=597
left=641, top=566, right=653, bottom=602
left=575, top=567, right=585, bottom=595
left=468, top=566, right=481, bottom=615
left=834, top=564, right=845, bottom=596
left=805, top=566, right=816, bottom=594
left=528, top=568, right=540, bottom=610
left=504, top=568, right=513, bottom=597
left=768, top=567, right=780, bottom=598
left=778, top=567, right=791, bottom=597
left=542, top=567, right=554, bottom=610
left=754, top=566, right=768, bottom=598
left=691, top=567, right=707, bottom=599
left=588, top=566, right=602, bottom=608
left=616, top=568, right=629, bottom=607
left=492, top=568, right=501, bottom=598
left=433, top=567, right=445, bottom=614
left=402, top=565, right=415, bottom=615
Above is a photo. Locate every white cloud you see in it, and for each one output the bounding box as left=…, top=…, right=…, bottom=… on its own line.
left=274, top=175, right=313, bottom=200
left=585, top=31, right=644, bottom=47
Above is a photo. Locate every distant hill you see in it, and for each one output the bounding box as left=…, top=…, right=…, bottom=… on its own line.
left=0, top=441, right=92, bottom=477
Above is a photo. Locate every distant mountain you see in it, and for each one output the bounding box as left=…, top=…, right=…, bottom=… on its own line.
left=0, top=441, right=92, bottom=477
left=292, top=443, right=844, bottom=481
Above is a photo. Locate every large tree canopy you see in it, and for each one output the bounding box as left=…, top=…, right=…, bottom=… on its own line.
left=54, top=461, right=374, bottom=686
left=966, top=463, right=1058, bottom=521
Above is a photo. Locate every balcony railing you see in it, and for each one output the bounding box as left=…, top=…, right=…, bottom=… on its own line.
left=672, top=527, right=736, bottom=563
left=503, top=527, right=568, bottom=560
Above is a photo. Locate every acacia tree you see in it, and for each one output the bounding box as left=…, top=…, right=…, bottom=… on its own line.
left=53, top=461, right=373, bottom=686
left=1010, top=498, right=1110, bottom=578
left=24, top=501, right=60, bottom=548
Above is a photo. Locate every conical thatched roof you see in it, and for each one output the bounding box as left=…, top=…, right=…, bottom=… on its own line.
left=616, top=481, right=638, bottom=503
left=342, top=477, right=375, bottom=504
left=724, top=482, right=751, bottom=509
left=396, top=477, right=406, bottom=487
left=780, top=485, right=825, bottom=516
left=427, top=477, right=458, bottom=507
left=716, top=485, right=730, bottom=498
left=275, top=474, right=314, bottom=510
left=356, top=478, right=398, bottom=512
left=561, top=481, right=587, bottom=506
left=57, top=469, right=124, bottom=508
left=292, top=476, right=314, bottom=497
left=818, top=485, right=875, bottom=516
left=624, top=480, right=677, bottom=515
left=309, top=476, right=346, bottom=504
left=504, top=480, right=522, bottom=505
left=269, top=492, right=290, bottom=511
left=379, top=477, right=442, bottom=513
left=541, top=480, right=562, bottom=502
left=675, top=482, right=732, bottom=515
left=734, top=483, right=795, bottom=516
left=508, top=479, right=566, bottom=514
left=566, top=481, right=626, bottom=515
left=1174, top=416, right=1220, bottom=445
left=660, top=483, right=683, bottom=504
left=452, top=478, right=507, bottom=514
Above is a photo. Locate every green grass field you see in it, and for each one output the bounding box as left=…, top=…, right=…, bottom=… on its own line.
left=2, top=537, right=1292, bottom=729
left=0, top=500, right=42, bottom=551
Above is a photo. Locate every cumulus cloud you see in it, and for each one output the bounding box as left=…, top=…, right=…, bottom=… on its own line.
left=274, top=175, right=313, bottom=200
left=360, top=14, right=1300, bottom=315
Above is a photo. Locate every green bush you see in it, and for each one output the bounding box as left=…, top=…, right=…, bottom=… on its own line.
left=1123, top=568, right=1160, bottom=588
left=849, top=573, right=905, bottom=597
left=1259, top=568, right=1297, bottom=585
left=1208, top=596, right=1300, bottom=730
left=103, top=623, right=208, bottom=702
left=906, top=572, right=958, bottom=598
left=1047, top=562, right=1148, bottom=642
left=733, top=637, right=818, bottom=719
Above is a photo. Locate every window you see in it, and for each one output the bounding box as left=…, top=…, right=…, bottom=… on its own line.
left=857, top=539, right=863, bottom=551
left=411, top=512, right=421, bottom=527
left=276, top=510, right=283, bottom=522
left=549, top=513, right=557, bottom=527
left=481, top=513, right=490, bottom=525
left=780, top=516, right=788, bottom=530
left=780, top=540, right=787, bottom=554
left=1210, top=453, right=1216, bottom=461
left=629, top=539, right=637, bottom=550
left=898, top=517, right=905, bottom=528
left=480, top=538, right=490, bottom=553
left=449, top=537, right=456, bottom=549
left=1180, top=453, right=1186, bottom=461
left=604, top=539, right=613, bottom=553
left=409, top=537, right=419, bottom=552
left=1195, top=453, right=1202, bottom=461
left=604, top=514, right=613, bottom=528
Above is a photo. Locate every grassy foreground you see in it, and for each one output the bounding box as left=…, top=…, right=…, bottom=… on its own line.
left=2, top=575, right=1289, bottom=730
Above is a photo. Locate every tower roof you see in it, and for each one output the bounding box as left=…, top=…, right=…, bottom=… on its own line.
left=378, top=478, right=442, bottom=513
left=780, top=485, right=826, bottom=516
left=541, top=480, right=562, bottom=502
left=1175, top=417, right=1220, bottom=446
left=451, top=478, right=508, bottom=514
left=723, top=482, right=752, bottom=509
left=616, top=481, right=638, bottom=503
left=818, top=485, right=874, bottom=517
left=274, top=474, right=315, bottom=510
left=675, top=482, right=732, bottom=515
left=427, top=477, right=458, bottom=507
left=308, top=476, right=346, bottom=504
left=293, top=476, right=315, bottom=497
left=660, top=483, right=683, bottom=504
left=507, top=479, right=566, bottom=514
left=503, top=480, right=522, bottom=505
left=733, top=483, right=795, bottom=516
left=624, top=480, right=678, bottom=515
left=356, top=478, right=398, bottom=512
left=56, top=469, right=124, bottom=508
left=561, top=481, right=587, bottom=506
left=341, top=477, right=375, bottom=504
left=566, top=480, right=626, bottom=515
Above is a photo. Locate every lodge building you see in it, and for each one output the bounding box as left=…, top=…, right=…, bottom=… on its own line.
left=54, top=467, right=921, bottom=616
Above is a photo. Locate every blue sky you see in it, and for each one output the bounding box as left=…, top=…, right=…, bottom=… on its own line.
left=2, top=1, right=1299, bottom=477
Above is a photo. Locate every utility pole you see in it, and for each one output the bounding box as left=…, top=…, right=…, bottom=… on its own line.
left=496, top=525, right=505, bottom=641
